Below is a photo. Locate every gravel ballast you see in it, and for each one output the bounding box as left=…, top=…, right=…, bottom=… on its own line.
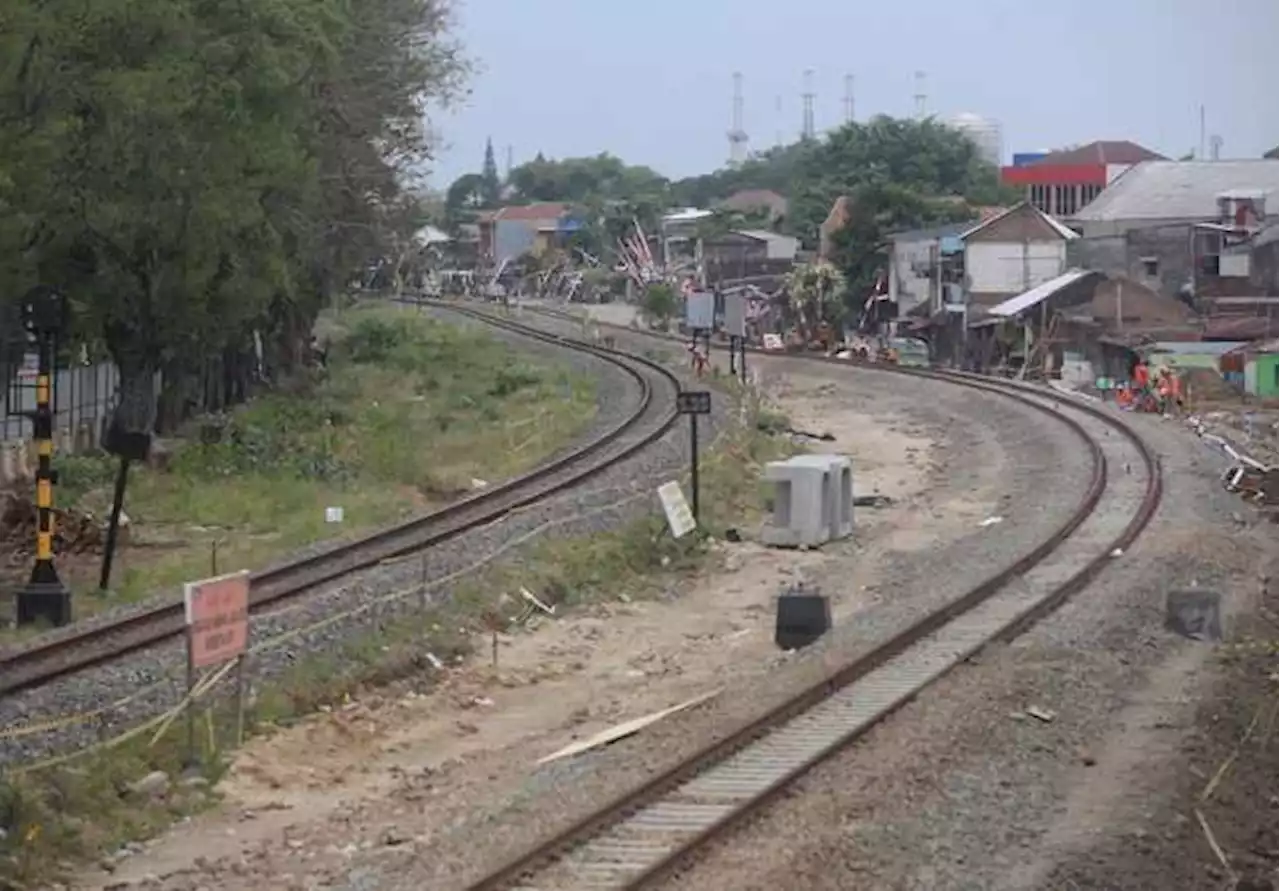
left=0, top=309, right=718, bottom=768
left=654, top=406, right=1275, bottom=891
left=61, top=335, right=1112, bottom=891
left=284, top=347, right=1107, bottom=891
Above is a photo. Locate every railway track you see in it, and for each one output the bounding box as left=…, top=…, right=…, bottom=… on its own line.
left=456, top=301, right=1163, bottom=891
left=0, top=305, right=681, bottom=701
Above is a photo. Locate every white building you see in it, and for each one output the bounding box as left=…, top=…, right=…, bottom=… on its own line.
left=961, top=202, right=1079, bottom=306
left=948, top=112, right=1003, bottom=167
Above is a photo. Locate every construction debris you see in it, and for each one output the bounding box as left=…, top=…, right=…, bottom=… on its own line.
left=1, top=492, right=110, bottom=562
left=536, top=689, right=723, bottom=765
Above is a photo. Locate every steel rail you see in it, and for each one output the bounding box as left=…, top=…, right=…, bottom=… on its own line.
left=1, top=307, right=682, bottom=699
left=460, top=303, right=1163, bottom=891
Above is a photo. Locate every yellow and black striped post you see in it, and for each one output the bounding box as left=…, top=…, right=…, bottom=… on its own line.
left=16, top=287, right=72, bottom=627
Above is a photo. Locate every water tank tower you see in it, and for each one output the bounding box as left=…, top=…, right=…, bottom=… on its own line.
left=948, top=112, right=1003, bottom=167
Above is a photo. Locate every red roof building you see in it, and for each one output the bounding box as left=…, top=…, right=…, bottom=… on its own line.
left=1001, top=140, right=1166, bottom=218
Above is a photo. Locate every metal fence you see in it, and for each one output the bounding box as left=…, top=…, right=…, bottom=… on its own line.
left=1, top=362, right=119, bottom=446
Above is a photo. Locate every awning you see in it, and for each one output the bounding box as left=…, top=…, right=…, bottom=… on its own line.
left=986, top=269, right=1098, bottom=319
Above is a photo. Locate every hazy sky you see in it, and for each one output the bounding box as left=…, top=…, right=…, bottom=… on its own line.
left=427, top=0, right=1279, bottom=188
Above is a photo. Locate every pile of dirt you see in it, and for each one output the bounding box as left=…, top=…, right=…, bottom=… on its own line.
left=1184, top=367, right=1244, bottom=405
left=0, top=491, right=106, bottom=564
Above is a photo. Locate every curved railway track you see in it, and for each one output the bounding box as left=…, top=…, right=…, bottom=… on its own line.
left=0, top=305, right=682, bottom=701
left=454, top=301, right=1163, bottom=891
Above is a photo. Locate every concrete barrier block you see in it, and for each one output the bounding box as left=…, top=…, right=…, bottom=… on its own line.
left=812, top=453, right=853, bottom=541
left=760, top=456, right=834, bottom=549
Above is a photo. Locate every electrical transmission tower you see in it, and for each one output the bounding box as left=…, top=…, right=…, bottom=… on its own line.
left=801, top=69, right=816, bottom=141
left=843, top=74, right=855, bottom=125
left=913, top=70, right=927, bottom=120
left=727, top=71, right=749, bottom=167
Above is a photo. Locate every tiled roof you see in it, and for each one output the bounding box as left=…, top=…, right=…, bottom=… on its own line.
left=495, top=203, right=570, bottom=221
left=960, top=202, right=1079, bottom=241
left=1033, top=140, right=1166, bottom=166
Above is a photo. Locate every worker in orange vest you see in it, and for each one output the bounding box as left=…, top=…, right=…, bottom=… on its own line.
left=1133, top=359, right=1150, bottom=392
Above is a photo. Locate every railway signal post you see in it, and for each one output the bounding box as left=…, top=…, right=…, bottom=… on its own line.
left=676, top=389, right=711, bottom=524
left=15, top=285, right=72, bottom=628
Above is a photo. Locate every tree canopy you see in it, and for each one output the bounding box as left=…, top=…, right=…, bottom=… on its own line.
left=446, top=118, right=1016, bottom=306
left=0, top=0, right=467, bottom=433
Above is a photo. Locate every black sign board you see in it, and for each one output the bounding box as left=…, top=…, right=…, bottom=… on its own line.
left=677, top=390, right=711, bottom=415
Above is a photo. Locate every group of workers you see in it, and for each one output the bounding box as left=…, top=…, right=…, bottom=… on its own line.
left=1116, top=357, right=1184, bottom=414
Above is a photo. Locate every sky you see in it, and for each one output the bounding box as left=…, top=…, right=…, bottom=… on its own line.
left=424, top=0, right=1279, bottom=189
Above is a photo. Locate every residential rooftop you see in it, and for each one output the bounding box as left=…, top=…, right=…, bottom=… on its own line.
left=1073, top=160, right=1280, bottom=222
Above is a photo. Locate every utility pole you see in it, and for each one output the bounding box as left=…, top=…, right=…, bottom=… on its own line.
left=843, top=74, right=855, bottom=125
left=801, top=69, right=816, bottom=141
left=727, top=71, right=749, bottom=167
left=774, top=94, right=783, bottom=148
left=1198, top=105, right=1206, bottom=160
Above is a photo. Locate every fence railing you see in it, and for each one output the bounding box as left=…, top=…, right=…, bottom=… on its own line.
left=2, top=362, right=119, bottom=446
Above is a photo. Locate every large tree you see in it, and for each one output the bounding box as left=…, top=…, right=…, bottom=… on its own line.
left=789, top=116, right=1019, bottom=302
left=0, top=0, right=467, bottom=433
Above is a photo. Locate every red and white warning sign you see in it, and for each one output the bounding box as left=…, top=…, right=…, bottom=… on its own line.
left=183, top=570, right=250, bottom=669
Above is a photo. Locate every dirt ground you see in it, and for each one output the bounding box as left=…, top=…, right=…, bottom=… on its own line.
left=1039, top=575, right=1278, bottom=891
left=73, top=368, right=982, bottom=890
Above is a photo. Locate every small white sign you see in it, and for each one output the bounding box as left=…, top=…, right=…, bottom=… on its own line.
left=657, top=481, right=696, bottom=539
left=762, top=333, right=784, bottom=351
left=324, top=506, right=345, bottom=523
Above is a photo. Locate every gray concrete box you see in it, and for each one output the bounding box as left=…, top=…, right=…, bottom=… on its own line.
left=760, top=456, right=833, bottom=548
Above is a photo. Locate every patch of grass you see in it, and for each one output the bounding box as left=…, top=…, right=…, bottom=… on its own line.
left=49, top=305, right=597, bottom=611
left=0, top=387, right=798, bottom=888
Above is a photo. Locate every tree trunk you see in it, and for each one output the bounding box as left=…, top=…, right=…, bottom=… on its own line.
left=109, top=358, right=159, bottom=436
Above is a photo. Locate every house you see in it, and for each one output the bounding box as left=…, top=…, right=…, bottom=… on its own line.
left=961, top=202, right=1080, bottom=307
left=886, top=221, right=971, bottom=317
left=1068, top=160, right=1280, bottom=301
left=476, top=203, right=581, bottom=267
left=974, top=271, right=1196, bottom=381
left=716, top=189, right=789, bottom=225
left=703, top=230, right=799, bottom=284
left=659, top=207, right=714, bottom=265
left=1001, top=140, right=1166, bottom=218
left=1230, top=339, right=1279, bottom=398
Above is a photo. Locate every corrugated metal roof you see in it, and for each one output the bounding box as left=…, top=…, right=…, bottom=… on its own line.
left=662, top=207, right=713, bottom=224
left=1145, top=341, right=1247, bottom=356
left=734, top=229, right=799, bottom=247
left=987, top=269, right=1097, bottom=318
left=1074, top=160, right=1280, bottom=222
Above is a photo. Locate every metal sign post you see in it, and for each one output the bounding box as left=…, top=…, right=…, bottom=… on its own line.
left=183, top=570, right=251, bottom=764
left=676, top=390, right=712, bottom=523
